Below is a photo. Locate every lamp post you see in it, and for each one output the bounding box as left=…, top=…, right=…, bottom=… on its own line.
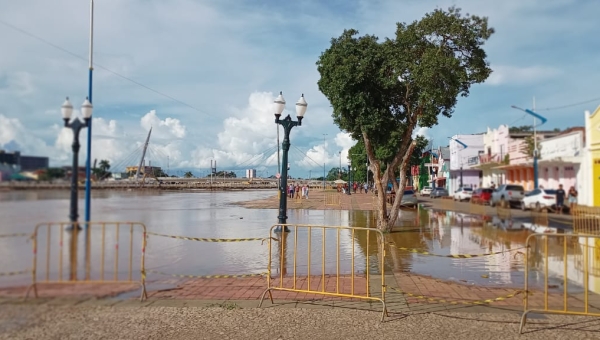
left=322, top=134, right=327, bottom=189
left=338, top=151, right=342, bottom=179
left=84, top=0, right=94, bottom=226
left=346, top=164, right=352, bottom=195
left=62, top=97, right=93, bottom=230
left=510, top=104, right=548, bottom=189
left=274, top=92, right=307, bottom=233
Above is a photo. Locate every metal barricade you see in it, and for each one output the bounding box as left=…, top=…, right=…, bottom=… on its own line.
left=25, top=222, right=147, bottom=301
left=324, top=192, right=341, bottom=206
left=258, top=224, right=388, bottom=321
left=520, top=233, right=600, bottom=333
left=0, top=233, right=32, bottom=281
left=572, top=206, right=600, bottom=235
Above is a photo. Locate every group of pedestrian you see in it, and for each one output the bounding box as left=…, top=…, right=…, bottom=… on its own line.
left=338, top=182, right=373, bottom=194
left=555, top=184, right=578, bottom=214
left=288, top=183, right=309, bottom=199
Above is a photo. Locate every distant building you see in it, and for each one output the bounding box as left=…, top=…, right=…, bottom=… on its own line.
left=0, top=150, right=49, bottom=181
left=125, top=165, right=163, bottom=176
left=246, top=169, right=256, bottom=178
left=19, top=155, right=49, bottom=171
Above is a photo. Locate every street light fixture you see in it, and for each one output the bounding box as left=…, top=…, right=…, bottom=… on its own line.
left=448, top=137, right=467, bottom=188
left=274, top=91, right=307, bottom=232
left=510, top=105, right=548, bottom=189
left=338, top=151, right=342, bottom=179
left=62, top=97, right=93, bottom=230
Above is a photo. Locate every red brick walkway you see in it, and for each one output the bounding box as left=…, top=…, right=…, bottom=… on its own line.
left=149, top=275, right=370, bottom=301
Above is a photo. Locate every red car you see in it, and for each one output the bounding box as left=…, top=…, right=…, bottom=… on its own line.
left=472, top=188, right=493, bottom=205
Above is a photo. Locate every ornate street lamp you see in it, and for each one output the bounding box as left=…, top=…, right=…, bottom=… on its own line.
left=274, top=92, right=307, bottom=232
left=62, top=97, right=93, bottom=230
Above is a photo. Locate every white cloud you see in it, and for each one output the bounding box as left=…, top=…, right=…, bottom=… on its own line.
left=486, top=65, right=562, bottom=86
left=1, top=0, right=599, bottom=177
left=140, top=110, right=186, bottom=139
left=413, top=127, right=430, bottom=139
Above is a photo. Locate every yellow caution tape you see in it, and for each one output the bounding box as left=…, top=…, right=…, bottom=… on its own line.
left=0, top=233, right=31, bottom=238
left=389, top=286, right=525, bottom=305
left=146, top=231, right=275, bottom=243
left=0, top=269, right=29, bottom=276
left=388, top=243, right=526, bottom=258
left=147, top=269, right=266, bottom=279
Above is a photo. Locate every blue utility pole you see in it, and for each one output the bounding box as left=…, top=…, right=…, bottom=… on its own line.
left=84, top=0, right=94, bottom=225
left=510, top=104, right=548, bottom=189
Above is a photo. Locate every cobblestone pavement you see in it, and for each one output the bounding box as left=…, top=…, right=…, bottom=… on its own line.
left=2, top=303, right=600, bottom=340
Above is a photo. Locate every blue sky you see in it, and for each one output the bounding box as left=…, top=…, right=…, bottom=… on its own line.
left=0, top=0, right=598, bottom=178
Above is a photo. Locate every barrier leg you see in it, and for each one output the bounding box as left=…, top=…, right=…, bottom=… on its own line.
left=24, top=283, right=38, bottom=301
left=140, top=283, right=148, bottom=302
left=258, top=288, right=274, bottom=307
left=519, top=310, right=530, bottom=334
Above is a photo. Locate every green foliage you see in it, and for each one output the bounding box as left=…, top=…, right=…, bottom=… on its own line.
left=327, top=167, right=347, bottom=181
left=184, top=171, right=194, bottom=178
left=521, top=135, right=542, bottom=159
left=38, top=168, right=65, bottom=181
left=214, top=171, right=236, bottom=178
left=509, top=125, right=533, bottom=133
left=503, top=154, right=510, bottom=164
left=93, top=159, right=111, bottom=180
left=316, top=6, right=493, bottom=230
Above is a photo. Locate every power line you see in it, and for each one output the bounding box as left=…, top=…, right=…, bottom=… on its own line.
left=0, top=18, right=217, bottom=120
left=538, top=96, right=600, bottom=111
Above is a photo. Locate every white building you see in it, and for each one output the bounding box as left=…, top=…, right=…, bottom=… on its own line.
left=245, top=169, right=257, bottom=178
left=537, top=128, right=587, bottom=203
left=448, top=133, right=484, bottom=194
left=473, top=125, right=510, bottom=187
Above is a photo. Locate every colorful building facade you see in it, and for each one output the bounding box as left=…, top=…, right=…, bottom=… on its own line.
left=585, top=106, right=600, bottom=206
left=448, top=133, right=484, bottom=194
left=537, top=128, right=587, bottom=203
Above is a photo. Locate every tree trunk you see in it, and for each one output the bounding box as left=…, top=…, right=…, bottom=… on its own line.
left=387, top=141, right=418, bottom=231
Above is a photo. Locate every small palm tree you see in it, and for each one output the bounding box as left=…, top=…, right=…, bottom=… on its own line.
left=184, top=171, right=194, bottom=178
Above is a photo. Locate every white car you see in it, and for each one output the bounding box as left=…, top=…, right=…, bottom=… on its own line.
left=453, top=187, right=473, bottom=201
left=520, top=188, right=557, bottom=211
left=420, top=186, right=432, bottom=196
left=401, top=189, right=418, bottom=207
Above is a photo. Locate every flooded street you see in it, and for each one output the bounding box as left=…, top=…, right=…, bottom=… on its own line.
left=0, top=190, right=589, bottom=294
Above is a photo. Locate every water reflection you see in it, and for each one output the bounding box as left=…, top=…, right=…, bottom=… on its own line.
left=0, top=190, right=597, bottom=294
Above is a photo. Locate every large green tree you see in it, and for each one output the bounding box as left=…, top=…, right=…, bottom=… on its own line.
left=316, top=7, right=494, bottom=231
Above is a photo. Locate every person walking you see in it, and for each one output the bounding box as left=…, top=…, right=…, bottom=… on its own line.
left=555, top=184, right=566, bottom=215
left=568, top=186, right=578, bottom=212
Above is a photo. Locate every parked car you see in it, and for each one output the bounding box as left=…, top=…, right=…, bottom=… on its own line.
left=430, top=187, right=449, bottom=198
left=471, top=188, right=494, bottom=205
left=490, top=184, right=525, bottom=208
left=521, top=188, right=557, bottom=211
left=420, top=186, right=433, bottom=196
left=453, top=187, right=473, bottom=201
left=401, top=189, right=418, bottom=207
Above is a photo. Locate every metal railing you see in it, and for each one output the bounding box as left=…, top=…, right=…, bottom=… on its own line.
left=24, top=222, right=147, bottom=301
left=572, top=205, right=600, bottom=235
left=520, top=233, right=600, bottom=333
left=324, top=192, right=341, bottom=206
left=258, top=224, right=388, bottom=321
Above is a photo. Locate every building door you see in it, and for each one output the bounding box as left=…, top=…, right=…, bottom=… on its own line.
left=595, top=159, right=600, bottom=206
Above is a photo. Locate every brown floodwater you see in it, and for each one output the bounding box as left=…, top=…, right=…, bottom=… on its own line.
left=0, top=190, right=593, bottom=294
